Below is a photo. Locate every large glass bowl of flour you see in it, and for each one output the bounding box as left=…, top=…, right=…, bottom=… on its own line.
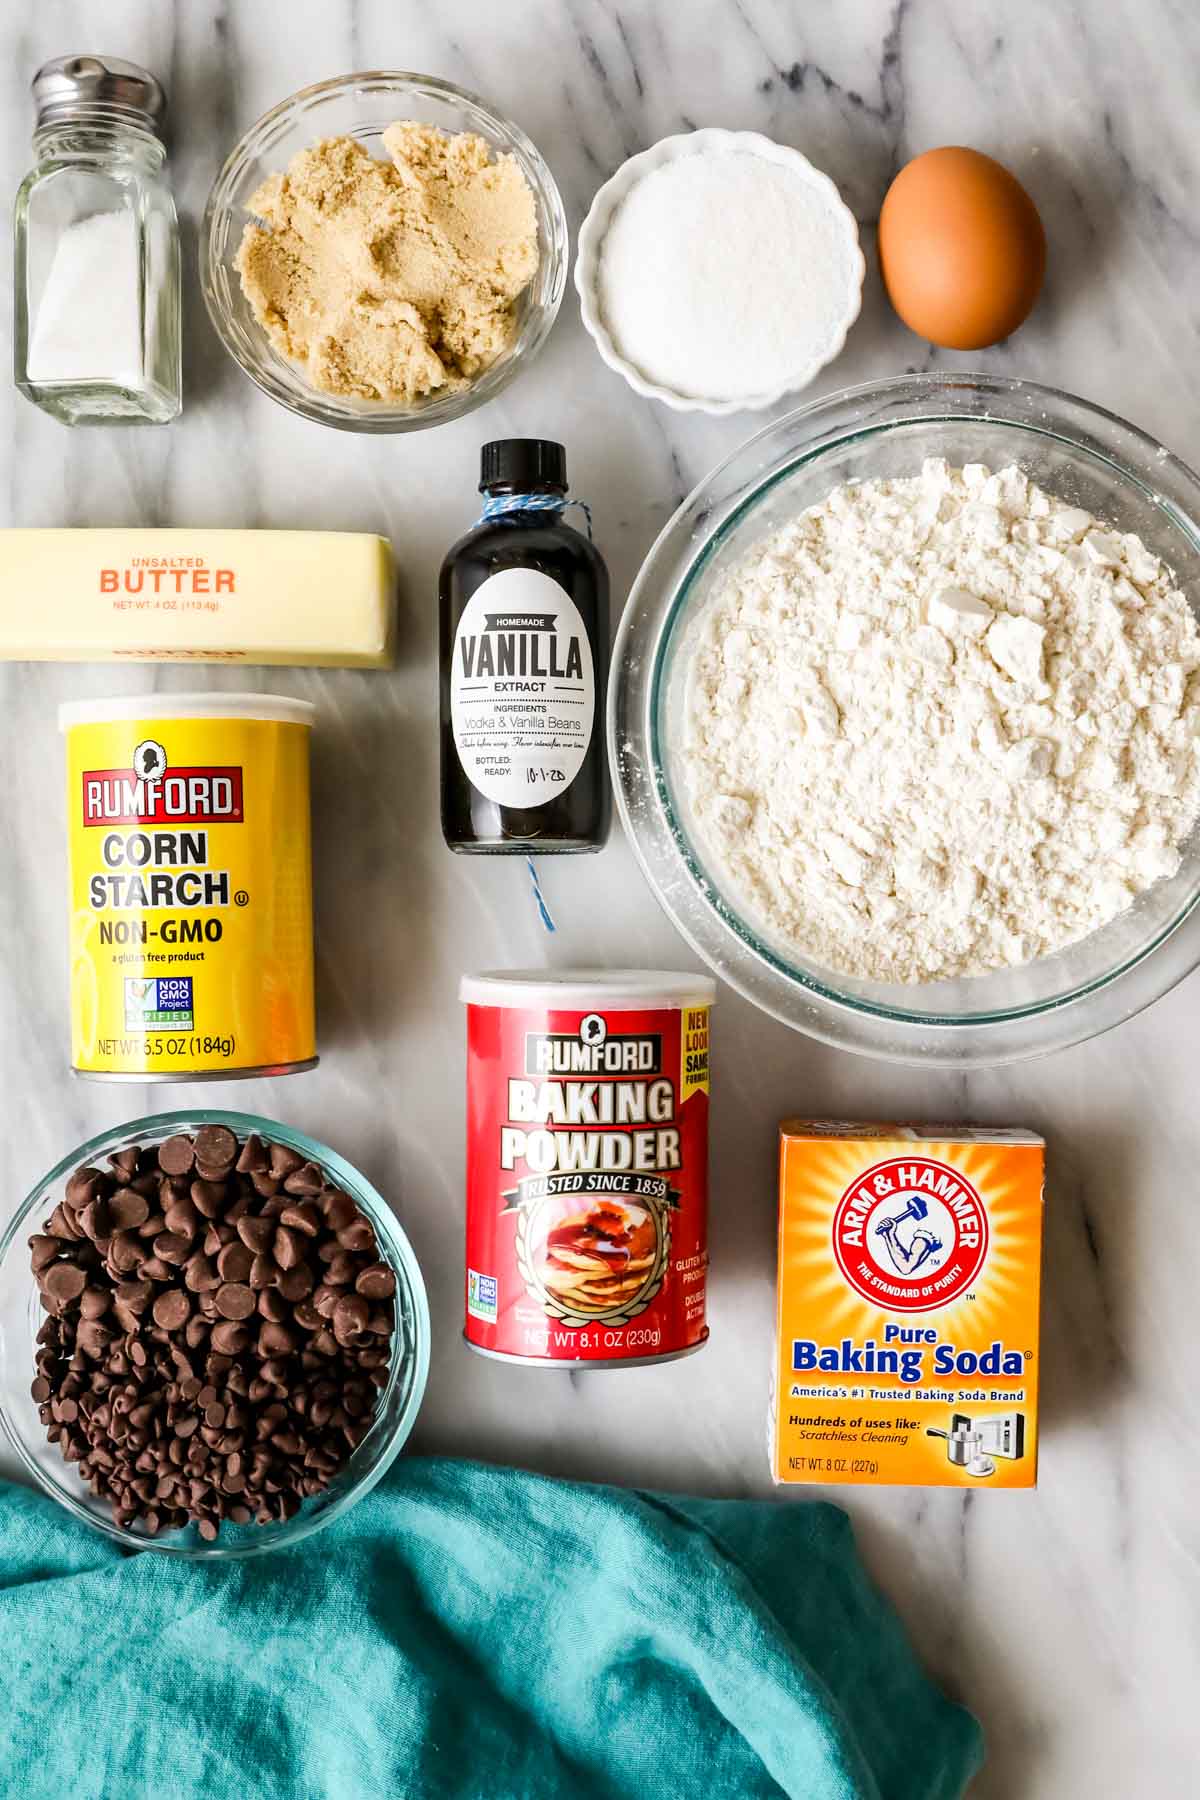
left=611, top=371, right=1200, bottom=1064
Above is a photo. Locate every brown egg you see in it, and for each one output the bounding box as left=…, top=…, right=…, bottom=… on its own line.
left=879, top=146, right=1046, bottom=350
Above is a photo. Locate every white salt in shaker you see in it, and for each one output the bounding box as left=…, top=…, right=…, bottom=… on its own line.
left=14, top=56, right=181, bottom=425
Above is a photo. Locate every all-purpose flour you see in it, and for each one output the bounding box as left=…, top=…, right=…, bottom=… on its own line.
left=681, top=460, right=1200, bottom=983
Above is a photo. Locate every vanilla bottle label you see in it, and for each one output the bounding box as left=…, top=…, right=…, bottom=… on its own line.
left=450, top=566, right=595, bottom=808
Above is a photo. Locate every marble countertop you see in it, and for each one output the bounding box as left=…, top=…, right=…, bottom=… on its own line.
left=2, top=1, right=1198, bottom=1793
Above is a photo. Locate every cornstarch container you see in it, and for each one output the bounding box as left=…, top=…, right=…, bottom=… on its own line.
left=59, top=693, right=317, bottom=1080
left=461, top=969, right=715, bottom=1367
left=772, top=1123, right=1045, bottom=1488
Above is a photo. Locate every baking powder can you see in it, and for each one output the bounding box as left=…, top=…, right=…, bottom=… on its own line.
left=59, top=693, right=317, bottom=1080
left=461, top=969, right=716, bottom=1367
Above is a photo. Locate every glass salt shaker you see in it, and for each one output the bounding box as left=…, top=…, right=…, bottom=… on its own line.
left=14, top=55, right=181, bottom=425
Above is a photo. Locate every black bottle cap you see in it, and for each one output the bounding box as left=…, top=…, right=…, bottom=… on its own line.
left=480, top=439, right=567, bottom=495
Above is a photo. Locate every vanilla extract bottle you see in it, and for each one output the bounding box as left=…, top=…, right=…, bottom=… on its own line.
left=440, top=440, right=611, bottom=852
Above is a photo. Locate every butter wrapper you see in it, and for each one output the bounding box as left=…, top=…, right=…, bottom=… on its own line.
left=0, top=528, right=395, bottom=667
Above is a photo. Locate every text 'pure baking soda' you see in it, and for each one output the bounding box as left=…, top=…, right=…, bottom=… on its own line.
left=772, top=1123, right=1044, bottom=1488
left=59, top=694, right=317, bottom=1080
left=461, top=970, right=715, bottom=1367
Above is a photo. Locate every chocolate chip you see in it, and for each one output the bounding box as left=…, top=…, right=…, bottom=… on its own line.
left=319, top=1188, right=357, bottom=1232
left=77, top=1319, right=116, bottom=1359
left=322, top=1252, right=359, bottom=1289
left=29, top=1234, right=60, bottom=1272
left=355, top=1262, right=396, bottom=1300
left=80, top=1286, right=112, bottom=1319
left=337, top=1218, right=376, bottom=1254
left=235, top=1215, right=274, bottom=1254
left=216, top=1241, right=254, bottom=1283
left=332, top=1295, right=370, bottom=1343
left=194, top=1161, right=235, bottom=1184
left=235, top=1135, right=269, bottom=1173
left=268, top=1143, right=305, bottom=1180
left=215, top=1283, right=255, bottom=1321
left=152, top=1290, right=191, bottom=1331
left=282, top=1162, right=324, bottom=1195
left=164, top=1197, right=200, bottom=1237
left=66, top=1167, right=106, bottom=1210
left=108, top=1233, right=144, bottom=1274
left=184, top=1255, right=220, bottom=1293
left=312, top=1284, right=340, bottom=1319
left=277, top=1264, right=314, bottom=1303
left=279, top=1201, right=321, bottom=1237
left=206, top=1321, right=245, bottom=1357
left=190, top=1180, right=227, bottom=1218
left=42, top=1262, right=87, bottom=1305
left=158, top=1136, right=196, bottom=1176
left=48, top=1203, right=80, bottom=1241
left=258, top=1319, right=296, bottom=1358
left=193, top=1125, right=238, bottom=1170
left=108, top=1188, right=151, bottom=1230
left=77, top=1197, right=111, bottom=1241
left=273, top=1225, right=303, bottom=1270
left=153, top=1231, right=192, bottom=1266
left=257, top=1288, right=289, bottom=1324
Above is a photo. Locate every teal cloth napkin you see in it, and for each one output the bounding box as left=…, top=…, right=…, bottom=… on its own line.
left=0, top=1458, right=982, bottom=1799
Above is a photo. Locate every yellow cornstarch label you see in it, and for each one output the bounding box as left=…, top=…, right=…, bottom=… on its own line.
left=63, top=714, right=316, bottom=1077
left=772, top=1123, right=1044, bottom=1489
left=680, top=1005, right=710, bottom=1104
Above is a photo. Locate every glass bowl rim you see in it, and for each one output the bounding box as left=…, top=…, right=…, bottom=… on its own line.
left=0, top=1108, right=431, bottom=1558
left=199, top=68, right=568, bottom=434
left=610, top=369, right=1200, bottom=1063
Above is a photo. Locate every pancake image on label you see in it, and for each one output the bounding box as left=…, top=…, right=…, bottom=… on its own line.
left=532, top=1198, right=658, bottom=1313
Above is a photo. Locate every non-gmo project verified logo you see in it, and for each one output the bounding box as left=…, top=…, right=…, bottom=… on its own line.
left=125, top=976, right=194, bottom=1031
left=467, top=1269, right=498, bottom=1324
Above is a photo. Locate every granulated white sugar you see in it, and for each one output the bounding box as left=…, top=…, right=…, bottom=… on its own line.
left=597, top=149, right=860, bottom=403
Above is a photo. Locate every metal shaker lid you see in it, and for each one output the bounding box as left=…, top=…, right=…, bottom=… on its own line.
left=32, top=55, right=167, bottom=134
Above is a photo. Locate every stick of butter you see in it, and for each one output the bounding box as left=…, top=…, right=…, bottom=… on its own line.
left=0, top=529, right=395, bottom=666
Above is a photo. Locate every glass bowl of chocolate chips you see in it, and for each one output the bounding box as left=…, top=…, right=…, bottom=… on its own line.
left=0, top=1112, right=429, bottom=1557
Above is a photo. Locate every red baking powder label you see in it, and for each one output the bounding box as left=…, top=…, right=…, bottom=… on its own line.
left=464, top=999, right=711, bottom=1363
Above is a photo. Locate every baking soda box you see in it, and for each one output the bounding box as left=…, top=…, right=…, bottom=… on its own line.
left=772, top=1123, right=1044, bottom=1489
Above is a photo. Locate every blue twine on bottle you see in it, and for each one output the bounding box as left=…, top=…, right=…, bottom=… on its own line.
left=526, top=857, right=557, bottom=933
left=478, top=490, right=593, bottom=539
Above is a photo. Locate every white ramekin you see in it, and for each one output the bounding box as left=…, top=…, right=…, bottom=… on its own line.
left=574, top=128, right=865, bottom=416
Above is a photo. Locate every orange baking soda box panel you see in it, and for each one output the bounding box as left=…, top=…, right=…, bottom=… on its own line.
left=772, top=1123, right=1044, bottom=1489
